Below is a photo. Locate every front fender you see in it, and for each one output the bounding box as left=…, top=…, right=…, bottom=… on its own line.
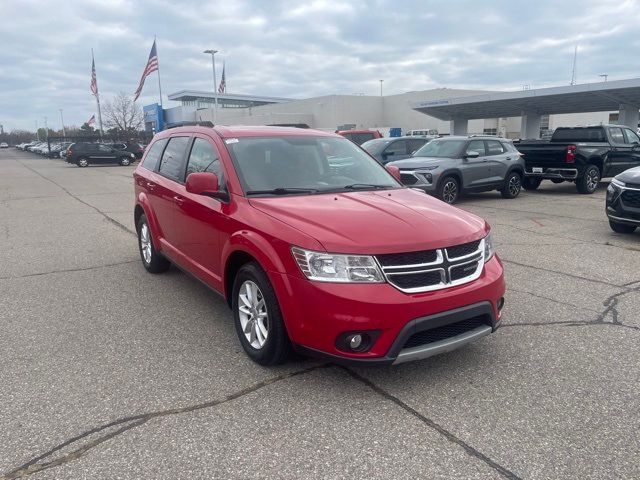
left=222, top=231, right=287, bottom=274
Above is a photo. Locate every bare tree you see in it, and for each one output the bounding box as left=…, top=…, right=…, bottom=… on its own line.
left=103, top=92, right=144, bottom=133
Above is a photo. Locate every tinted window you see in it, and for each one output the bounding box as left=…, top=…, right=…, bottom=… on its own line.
left=185, top=138, right=224, bottom=185
left=384, top=140, right=407, bottom=155
left=98, top=144, right=112, bottom=152
left=624, top=129, right=640, bottom=144
left=609, top=127, right=625, bottom=143
left=485, top=140, right=505, bottom=155
left=345, top=132, right=375, bottom=145
left=552, top=128, right=606, bottom=142
left=466, top=140, right=486, bottom=156
left=158, top=137, right=189, bottom=181
left=141, top=138, right=167, bottom=171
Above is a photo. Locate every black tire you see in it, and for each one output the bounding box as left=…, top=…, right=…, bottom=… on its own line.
left=232, top=262, right=291, bottom=366
left=137, top=214, right=170, bottom=273
left=576, top=165, right=600, bottom=194
left=501, top=171, right=522, bottom=199
left=119, top=156, right=131, bottom=166
left=77, top=157, right=89, bottom=167
left=437, top=176, right=460, bottom=204
left=609, top=220, right=637, bottom=234
left=522, top=176, right=542, bottom=191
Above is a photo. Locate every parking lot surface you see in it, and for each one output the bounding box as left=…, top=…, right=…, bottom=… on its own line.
left=1, top=149, right=639, bottom=479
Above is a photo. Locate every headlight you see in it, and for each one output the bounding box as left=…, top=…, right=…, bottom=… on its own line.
left=607, top=179, right=624, bottom=201
left=292, top=247, right=384, bottom=283
left=417, top=165, right=439, bottom=171
left=483, top=233, right=494, bottom=262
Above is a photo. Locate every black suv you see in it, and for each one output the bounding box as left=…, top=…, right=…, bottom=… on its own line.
left=65, top=142, right=137, bottom=167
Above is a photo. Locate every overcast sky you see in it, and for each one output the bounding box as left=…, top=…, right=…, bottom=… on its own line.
left=1, top=0, right=639, bottom=131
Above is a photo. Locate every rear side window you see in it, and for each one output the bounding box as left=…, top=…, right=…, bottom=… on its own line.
left=485, top=140, right=505, bottom=155
left=609, top=128, right=625, bottom=144
left=624, top=129, right=640, bottom=144
left=141, top=138, right=168, bottom=171
left=552, top=128, right=605, bottom=142
left=158, top=137, right=189, bottom=181
left=185, top=138, right=225, bottom=185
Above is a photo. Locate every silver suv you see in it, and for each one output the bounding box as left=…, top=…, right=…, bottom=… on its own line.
left=387, top=136, right=525, bottom=204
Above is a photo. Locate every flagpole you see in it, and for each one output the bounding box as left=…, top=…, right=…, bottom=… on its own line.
left=155, top=36, right=163, bottom=107
left=92, top=49, right=104, bottom=139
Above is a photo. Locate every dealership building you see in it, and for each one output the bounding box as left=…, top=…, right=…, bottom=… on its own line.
left=144, top=78, right=640, bottom=139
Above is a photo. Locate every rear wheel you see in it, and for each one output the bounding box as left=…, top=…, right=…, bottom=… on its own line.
left=576, top=165, right=600, bottom=194
left=437, top=176, right=460, bottom=204
left=501, top=171, right=522, bottom=199
left=137, top=214, right=170, bottom=273
left=232, top=262, right=290, bottom=365
left=77, top=157, right=89, bottom=167
left=522, top=176, right=541, bottom=191
left=609, top=220, right=637, bottom=234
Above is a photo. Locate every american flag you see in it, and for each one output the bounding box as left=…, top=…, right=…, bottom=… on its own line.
left=133, top=40, right=159, bottom=102
left=90, top=55, right=98, bottom=95
left=87, top=114, right=96, bottom=126
left=218, top=61, right=226, bottom=93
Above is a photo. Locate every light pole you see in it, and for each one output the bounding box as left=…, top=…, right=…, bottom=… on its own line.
left=379, top=79, right=384, bottom=97
left=44, top=116, right=48, bottom=139
left=59, top=109, right=66, bottom=138
left=204, top=49, right=219, bottom=123
left=599, top=74, right=608, bottom=82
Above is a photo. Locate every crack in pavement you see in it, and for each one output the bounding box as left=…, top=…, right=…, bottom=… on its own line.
left=507, top=287, right=601, bottom=314
left=502, top=285, right=640, bottom=332
left=501, top=259, right=625, bottom=288
left=0, top=364, right=330, bottom=479
left=15, top=160, right=135, bottom=236
left=0, top=260, right=138, bottom=280
left=341, top=367, right=522, bottom=480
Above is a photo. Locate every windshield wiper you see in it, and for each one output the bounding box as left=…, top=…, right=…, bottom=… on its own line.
left=342, top=184, right=389, bottom=190
left=246, top=187, right=319, bottom=196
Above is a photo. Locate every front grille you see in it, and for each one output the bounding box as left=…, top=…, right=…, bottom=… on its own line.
left=622, top=190, right=640, bottom=207
left=400, top=173, right=418, bottom=185
left=377, top=249, right=438, bottom=267
left=375, top=239, right=485, bottom=293
left=388, top=270, right=443, bottom=290
left=446, top=240, right=481, bottom=259
left=403, top=316, right=490, bottom=349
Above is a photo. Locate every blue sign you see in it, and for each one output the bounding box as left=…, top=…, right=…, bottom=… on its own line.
left=143, top=103, right=164, bottom=132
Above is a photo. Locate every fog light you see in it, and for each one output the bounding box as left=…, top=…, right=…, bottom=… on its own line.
left=349, top=334, right=363, bottom=350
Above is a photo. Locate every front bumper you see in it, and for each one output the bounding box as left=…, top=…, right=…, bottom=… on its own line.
left=271, top=256, right=505, bottom=365
left=606, top=184, right=640, bottom=225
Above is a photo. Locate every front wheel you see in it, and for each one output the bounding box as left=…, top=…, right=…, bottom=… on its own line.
left=232, top=262, right=290, bottom=366
left=77, top=157, right=89, bottom=167
left=522, top=176, right=542, bottom=191
left=119, top=157, right=131, bottom=166
left=437, top=176, right=460, bottom=204
left=609, top=220, right=637, bottom=234
left=501, top=171, right=522, bottom=199
left=576, top=165, right=600, bottom=194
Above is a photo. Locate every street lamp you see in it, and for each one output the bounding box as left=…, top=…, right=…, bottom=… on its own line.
left=203, top=49, right=219, bottom=123
left=379, top=79, right=384, bottom=97
left=59, top=109, right=66, bottom=138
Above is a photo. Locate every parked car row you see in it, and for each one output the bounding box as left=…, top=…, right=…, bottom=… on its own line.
left=16, top=140, right=143, bottom=166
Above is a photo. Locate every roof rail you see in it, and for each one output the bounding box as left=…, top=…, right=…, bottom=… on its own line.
left=164, top=121, right=214, bottom=129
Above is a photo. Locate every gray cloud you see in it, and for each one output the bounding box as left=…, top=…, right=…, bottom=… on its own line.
left=1, top=0, right=638, bottom=130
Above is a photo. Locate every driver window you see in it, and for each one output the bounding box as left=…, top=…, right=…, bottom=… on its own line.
left=185, top=138, right=225, bottom=186
left=466, top=140, right=486, bottom=156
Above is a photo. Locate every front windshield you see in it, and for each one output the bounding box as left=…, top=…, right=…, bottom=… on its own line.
left=226, top=136, right=400, bottom=195
left=413, top=139, right=466, bottom=158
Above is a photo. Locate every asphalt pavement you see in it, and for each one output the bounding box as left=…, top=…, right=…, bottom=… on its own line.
left=1, top=149, right=639, bottom=479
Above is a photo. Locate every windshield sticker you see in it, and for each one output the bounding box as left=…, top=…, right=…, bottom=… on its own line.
left=225, top=138, right=239, bottom=144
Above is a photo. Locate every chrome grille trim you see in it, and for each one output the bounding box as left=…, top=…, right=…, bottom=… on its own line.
left=376, top=239, right=485, bottom=293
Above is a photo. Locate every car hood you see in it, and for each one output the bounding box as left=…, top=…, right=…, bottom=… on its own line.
left=387, top=157, right=454, bottom=169
left=617, top=166, right=640, bottom=184
left=249, top=188, right=487, bottom=254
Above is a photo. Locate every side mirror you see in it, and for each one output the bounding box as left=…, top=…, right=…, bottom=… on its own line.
left=185, top=172, right=228, bottom=201
left=386, top=165, right=401, bottom=182
left=464, top=151, right=480, bottom=159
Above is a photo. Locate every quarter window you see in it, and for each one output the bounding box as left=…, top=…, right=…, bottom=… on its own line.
left=485, top=140, right=505, bottom=155
left=158, top=137, right=189, bottom=181
left=141, top=139, right=168, bottom=171
left=185, top=138, right=225, bottom=185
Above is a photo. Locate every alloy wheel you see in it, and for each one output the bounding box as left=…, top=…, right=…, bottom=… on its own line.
left=586, top=169, right=600, bottom=191
left=140, top=223, right=152, bottom=264
left=238, top=280, right=269, bottom=349
left=509, top=174, right=521, bottom=196
left=442, top=181, right=458, bottom=203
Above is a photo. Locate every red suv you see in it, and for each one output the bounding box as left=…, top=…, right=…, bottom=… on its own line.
left=133, top=126, right=505, bottom=366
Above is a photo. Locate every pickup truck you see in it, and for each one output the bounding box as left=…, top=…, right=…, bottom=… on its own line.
left=516, top=125, right=640, bottom=194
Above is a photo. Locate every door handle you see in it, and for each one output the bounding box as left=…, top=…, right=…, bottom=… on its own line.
left=173, top=195, right=185, bottom=206
left=146, top=181, right=156, bottom=191
left=506, top=157, right=512, bottom=161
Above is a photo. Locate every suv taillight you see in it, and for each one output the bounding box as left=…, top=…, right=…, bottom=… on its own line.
left=566, top=144, right=576, bottom=163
